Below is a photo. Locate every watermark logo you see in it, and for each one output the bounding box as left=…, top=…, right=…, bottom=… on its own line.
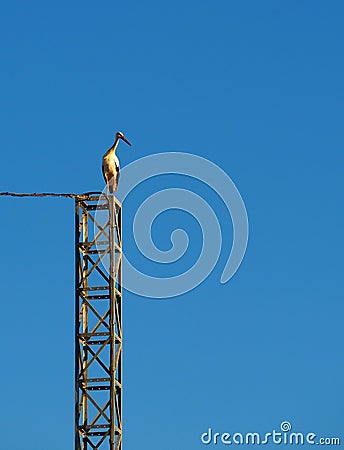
left=280, top=421, right=292, bottom=433
left=201, top=421, right=341, bottom=446
left=95, top=152, right=249, bottom=298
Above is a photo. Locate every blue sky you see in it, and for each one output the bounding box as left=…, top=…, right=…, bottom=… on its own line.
left=0, top=1, right=343, bottom=449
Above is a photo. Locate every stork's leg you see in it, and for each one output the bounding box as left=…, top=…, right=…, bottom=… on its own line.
left=104, top=175, right=113, bottom=195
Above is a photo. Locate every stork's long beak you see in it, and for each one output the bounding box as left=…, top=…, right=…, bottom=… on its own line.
left=121, top=135, right=132, bottom=146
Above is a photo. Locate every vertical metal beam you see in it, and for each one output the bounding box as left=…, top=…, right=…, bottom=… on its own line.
left=117, top=204, right=123, bottom=450
left=82, top=210, right=89, bottom=450
left=75, top=202, right=81, bottom=450
left=109, top=195, right=116, bottom=449
left=75, top=192, right=122, bottom=450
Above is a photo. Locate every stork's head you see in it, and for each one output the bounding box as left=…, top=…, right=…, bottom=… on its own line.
left=116, top=131, right=132, bottom=146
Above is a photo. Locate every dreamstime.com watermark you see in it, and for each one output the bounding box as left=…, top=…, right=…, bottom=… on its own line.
left=200, top=422, right=340, bottom=446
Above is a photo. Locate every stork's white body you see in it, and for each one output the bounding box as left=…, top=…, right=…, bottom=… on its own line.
left=102, top=147, right=120, bottom=193
left=102, top=132, right=131, bottom=193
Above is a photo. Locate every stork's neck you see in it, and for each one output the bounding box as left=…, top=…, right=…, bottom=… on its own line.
left=111, top=137, right=120, bottom=153
left=106, top=137, right=120, bottom=156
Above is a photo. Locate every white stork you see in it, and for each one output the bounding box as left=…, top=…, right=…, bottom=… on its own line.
left=102, top=131, right=132, bottom=193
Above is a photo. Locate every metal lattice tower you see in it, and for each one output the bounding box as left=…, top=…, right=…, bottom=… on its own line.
left=75, top=193, right=122, bottom=450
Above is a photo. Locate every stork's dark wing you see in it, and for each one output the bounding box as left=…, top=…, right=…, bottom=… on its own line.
left=101, top=160, right=107, bottom=183
left=115, top=169, right=120, bottom=190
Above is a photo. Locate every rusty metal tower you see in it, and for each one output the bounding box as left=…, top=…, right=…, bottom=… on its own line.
left=75, top=192, right=122, bottom=450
